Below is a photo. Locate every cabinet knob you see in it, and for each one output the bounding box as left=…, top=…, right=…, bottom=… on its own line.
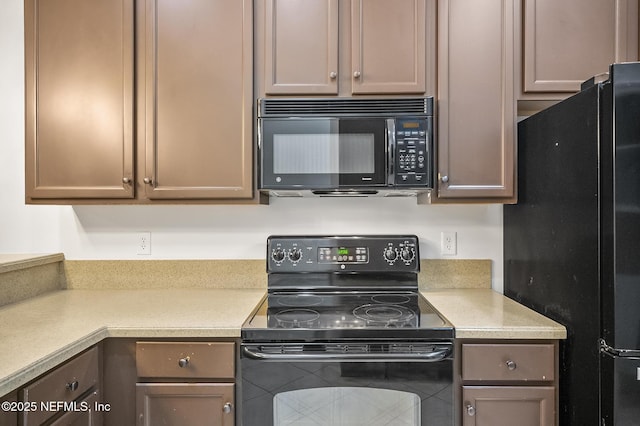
left=223, top=402, right=233, bottom=414
left=353, top=71, right=361, bottom=78
left=329, top=71, right=337, bottom=79
left=466, top=404, right=476, bottom=416
left=506, top=360, right=517, bottom=370
left=122, top=177, right=131, bottom=184
left=66, top=380, right=79, bottom=392
left=178, top=356, right=190, bottom=368
left=143, top=177, right=153, bottom=185
left=441, top=175, right=449, bottom=183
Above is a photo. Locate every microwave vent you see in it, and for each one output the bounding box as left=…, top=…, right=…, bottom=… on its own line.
left=259, top=97, right=433, bottom=117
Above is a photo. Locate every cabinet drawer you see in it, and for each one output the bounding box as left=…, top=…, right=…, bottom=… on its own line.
left=136, top=342, right=235, bottom=379
left=462, top=343, right=554, bottom=381
left=22, top=346, right=99, bottom=425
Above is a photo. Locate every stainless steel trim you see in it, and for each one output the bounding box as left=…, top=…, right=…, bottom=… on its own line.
left=599, top=338, right=640, bottom=358
left=241, top=343, right=452, bottom=362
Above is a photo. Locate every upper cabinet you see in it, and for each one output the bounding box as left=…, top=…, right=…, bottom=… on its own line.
left=516, top=0, right=639, bottom=100
left=25, top=0, right=254, bottom=204
left=139, top=0, right=253, bottom=200
left=264, top=0, right=339, bottom=94
left=24, top=0, right=135, bottom=200
left=260, top=0, right=435, bottom=96
left=435, top=0, right=516, bottom=201
left=350, top=0, right=427, bottom=94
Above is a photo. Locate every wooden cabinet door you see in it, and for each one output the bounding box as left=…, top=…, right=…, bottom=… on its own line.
left=264, top=0, right=339, bottom=94
left=136, top=383, right=234, bottom=426
left=520, top=0, right=638, bottom=97
left=48, top=391, right=101, bottom=426
left=436, top=0, right=515, bottom=200
left=140, top=0, right=253, bottom=199
left=351, top=0, right=427, bottom=94
left=24, top=0, right=135, bottom=200
left=462, top=386, right=555, bottom=426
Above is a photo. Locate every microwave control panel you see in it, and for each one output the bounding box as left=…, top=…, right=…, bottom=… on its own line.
left=393, top=118, right=432, bottom=187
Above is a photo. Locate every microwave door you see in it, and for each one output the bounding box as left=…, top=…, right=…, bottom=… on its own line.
left=260, top=118, right=387, bottom=190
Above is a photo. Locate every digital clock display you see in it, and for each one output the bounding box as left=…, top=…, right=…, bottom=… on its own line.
left=318, top=247, right=368, bottom=264
left=402, top=122, right=420, bottom=128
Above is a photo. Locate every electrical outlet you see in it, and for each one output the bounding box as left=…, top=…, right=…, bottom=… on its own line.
left=440, top=231, right=457, bottom=256
left=137, top=232, right=151, bottom=255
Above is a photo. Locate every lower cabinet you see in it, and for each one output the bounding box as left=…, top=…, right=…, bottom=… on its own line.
left=22, top=346, right=101, bottom=426
left=460, top=341, right=558, bottom=426
left=462, top=386, right=555, bottom=426
left=0, top=390, right=18, bottom=425
left=135, top=341, right=236, bottom=426
left=136, top=383, right=233, bottom=426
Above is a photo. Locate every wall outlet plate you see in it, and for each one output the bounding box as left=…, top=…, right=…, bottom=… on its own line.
left=440, top=231, right=457, bottom=256
left=137, top=232, right=151, bottom=255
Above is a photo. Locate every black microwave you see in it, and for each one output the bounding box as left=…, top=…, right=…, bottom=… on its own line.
left=258, top=97, right=434, bottom=196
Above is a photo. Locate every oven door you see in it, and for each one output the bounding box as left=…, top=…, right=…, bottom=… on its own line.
left=240, top=342, right=453, bottom=426
left=259, top=118, right=388, bottom=189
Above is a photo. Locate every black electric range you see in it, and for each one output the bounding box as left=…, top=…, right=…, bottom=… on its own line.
left=240, top=236, right=455, bottom=426
left=241, top=235, right=454, bottom=343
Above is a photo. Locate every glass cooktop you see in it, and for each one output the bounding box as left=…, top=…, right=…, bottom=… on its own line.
left=241, top=291, right=454, bottom=341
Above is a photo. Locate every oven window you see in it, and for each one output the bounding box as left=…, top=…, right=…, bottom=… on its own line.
left=273, top=133, right=375, bottom=174
left=274, top=387, right=420, bottom=425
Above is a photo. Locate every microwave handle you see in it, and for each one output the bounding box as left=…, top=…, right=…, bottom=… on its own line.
left=386, top=119, right=396, bottom=185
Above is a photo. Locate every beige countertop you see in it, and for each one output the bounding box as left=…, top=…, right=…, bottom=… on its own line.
left=0, top=288, right=265, bottom=396
left=422, top=289, right=567, bottom=340
left=0, top=287, right=566, bottom=397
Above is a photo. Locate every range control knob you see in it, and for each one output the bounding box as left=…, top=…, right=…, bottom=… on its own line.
left=384, top=248, right=397, bottom=262
left=401, top=247, right=416, bottom=262
left=272, top=248, right=286, bottom=263
left=288, top=248, right=302, bottom=262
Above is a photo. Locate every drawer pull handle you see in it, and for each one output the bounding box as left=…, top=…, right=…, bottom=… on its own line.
left=506, top=360, right=517, bottom=370
left=223, top=402, right=233, bottom=414
left=178, top=356, right=190, bottom=368
left=466, top=404, right=476, bottom=416
left=66, top=381, right=79, bottom=392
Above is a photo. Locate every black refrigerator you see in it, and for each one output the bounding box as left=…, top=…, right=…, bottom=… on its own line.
left=504, top=62, right=640, bottom=426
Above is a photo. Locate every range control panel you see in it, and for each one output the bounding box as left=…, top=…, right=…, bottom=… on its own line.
left=267, top=235, right=419, bottom=273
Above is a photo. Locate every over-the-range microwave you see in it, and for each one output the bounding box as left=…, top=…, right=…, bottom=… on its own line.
left=258, top=97, right=434, bottom=197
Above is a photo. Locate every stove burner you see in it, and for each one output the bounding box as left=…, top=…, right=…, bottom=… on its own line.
left=353, top=304, right=416, bottom=327
left=274, top=309, right=320, bottom=328
left=371, top=294, right=411, bottom=305
left=277, top=295, right=324, bottom=307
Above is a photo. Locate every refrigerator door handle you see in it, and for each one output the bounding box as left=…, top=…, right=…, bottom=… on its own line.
left=600, top=339, right=640, bottom=358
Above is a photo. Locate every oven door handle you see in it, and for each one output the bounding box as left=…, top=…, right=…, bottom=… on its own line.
left=241, top=345, right=452, bottom=362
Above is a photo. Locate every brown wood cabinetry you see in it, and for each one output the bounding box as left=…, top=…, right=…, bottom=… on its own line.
left=24, top=0, right=135, bottom=200
left=260, top=0, right=434, bottom=96
left=435, top=0, right=516, bottom=201
left=139, top=0, right=253, bottom=200
left=516, top=0, right=639, bottom=100
left=21, top=346, right=101, bottom=426
left=0, top=390, right=18, bottom=425
left=25, top=0, right=254, bottom=204
left=460, top=341, right=558, bottom=426
left=135, top=341, right=235, bottom=426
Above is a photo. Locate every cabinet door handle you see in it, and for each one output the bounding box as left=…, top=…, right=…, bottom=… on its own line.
left=122, top=177, right=132, bottom=184
left=353, top=71, right=361, bottom=78
left=223, top=402, right=233, bottom=414
left=441, top=175, right=449, bottom=183
left=66, top=380, right=79, bottom=392
left=178, top=356, right=190, bottom=368
left=329, top=71, right=337, bottom=79
left=466, top=404, right=476, bottom=416
left=143, top=177, right=153, bottom=185
left=506, top=360, right=517, bottom=370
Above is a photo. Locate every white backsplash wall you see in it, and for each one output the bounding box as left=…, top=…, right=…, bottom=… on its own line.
left=0, top=0, right=504, bottom=292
